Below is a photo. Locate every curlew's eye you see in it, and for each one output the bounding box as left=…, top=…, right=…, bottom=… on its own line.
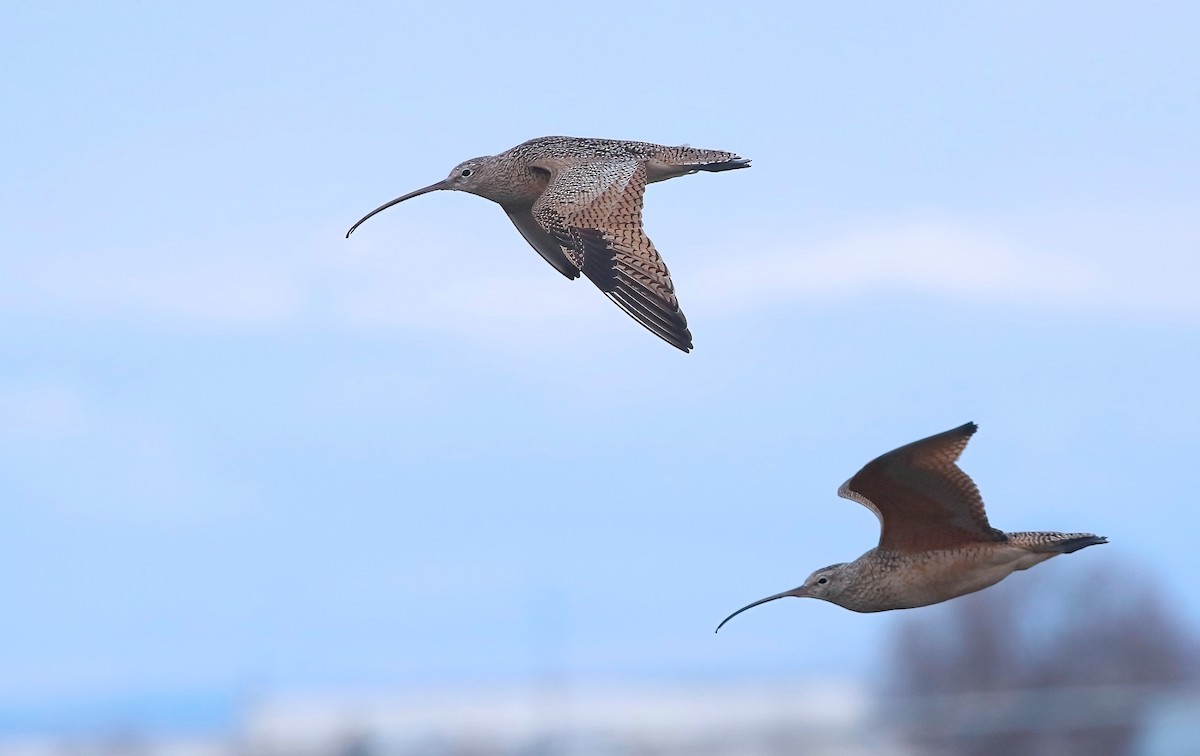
left=817, top=577, right=829, bottom=585
left=460, top=168, right=474, bottom=178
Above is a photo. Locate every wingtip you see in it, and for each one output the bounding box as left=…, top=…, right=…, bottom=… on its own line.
left=659, top=327, right=693, bottom=352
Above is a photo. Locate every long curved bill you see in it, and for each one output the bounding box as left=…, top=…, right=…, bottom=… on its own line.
left=345, top=179, right=451, bottom=238
left=715, top=586, right=806, bottom=633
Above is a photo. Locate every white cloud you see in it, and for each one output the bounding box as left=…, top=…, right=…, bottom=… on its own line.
left=1, top=244, right=301, bottom=326
left=3, top=214, right=1196, bottom=340
left=0, top=384, right=86, bottom=438
left=685, top=217, right=1195, bottom=320
left=325, top=244, right=591, bottom=330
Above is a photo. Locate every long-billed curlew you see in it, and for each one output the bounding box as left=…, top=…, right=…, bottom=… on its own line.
left=716, top=423, right=1106, bottom=630
left=345, top=136, right=750, bottom=352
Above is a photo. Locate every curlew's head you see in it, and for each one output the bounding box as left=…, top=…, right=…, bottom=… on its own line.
left=345, top=156, right=499, bottom=238
left=715, top=563, right=852, bottom=632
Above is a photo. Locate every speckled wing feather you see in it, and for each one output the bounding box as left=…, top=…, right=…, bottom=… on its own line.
left=531, top=159, right=693, bottom=352
left=837, top=422, right=1007, bottom=553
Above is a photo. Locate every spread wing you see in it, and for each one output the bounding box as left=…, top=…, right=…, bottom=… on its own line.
left=530, top=159, right=693, bottom=352
left=837, top=422, right=1007, bottom=553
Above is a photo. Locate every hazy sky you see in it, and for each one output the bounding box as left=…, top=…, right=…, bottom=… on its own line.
left=2, top=0, right=1198, bottom=734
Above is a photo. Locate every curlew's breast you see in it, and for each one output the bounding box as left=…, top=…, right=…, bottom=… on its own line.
left=861, top=544, right=1036, bottom=611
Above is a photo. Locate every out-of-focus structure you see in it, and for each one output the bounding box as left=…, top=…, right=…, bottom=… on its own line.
left=883, top=561, right=1200, bottom=755
left=4, top=562, right=1197, bottom=756
left=0, top=683, right=880, bottom=756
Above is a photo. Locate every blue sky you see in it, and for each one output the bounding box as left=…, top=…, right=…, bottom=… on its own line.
left=1, top=0, right=1198, bottom=734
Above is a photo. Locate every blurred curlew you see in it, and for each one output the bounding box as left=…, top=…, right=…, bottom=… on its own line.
left=716, top=422, right=1106, bottom=631
left=345, top=136, right=750, bottom=352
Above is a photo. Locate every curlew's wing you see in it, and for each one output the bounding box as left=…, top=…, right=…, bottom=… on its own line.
left=531, top=159, right=693, bottom=352
left=837, top=422, right=1007, bottom=553
left=505, top=209, right=580, bottom=280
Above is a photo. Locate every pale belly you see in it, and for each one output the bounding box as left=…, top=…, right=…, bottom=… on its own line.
left=645, top=159, right=696, bottom=183
left=857, top=545, right=1053, bottom=612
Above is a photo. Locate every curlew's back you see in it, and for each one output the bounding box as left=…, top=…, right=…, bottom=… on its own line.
left=501, top=137, right=748, bottom=352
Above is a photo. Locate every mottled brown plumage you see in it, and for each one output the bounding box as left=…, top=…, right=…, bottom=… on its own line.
left=837, top=423, right=1007, bottom=553
left=346, top=136, right=751, bottom=352
left=716, top=423, right=1106, bottom=631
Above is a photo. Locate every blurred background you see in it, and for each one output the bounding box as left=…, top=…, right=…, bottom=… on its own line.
left=2, top=1, right=1198, bottom=754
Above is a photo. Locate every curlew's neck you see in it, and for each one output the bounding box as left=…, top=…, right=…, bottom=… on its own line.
left=827, top=556, right=905, bottom=613
left=469, top=160, right=548, bottom=209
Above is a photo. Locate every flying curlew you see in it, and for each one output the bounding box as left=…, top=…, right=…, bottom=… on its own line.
left=716, top=422, right=1106, bottom=630
left=345, top=136, right=750, bottom=352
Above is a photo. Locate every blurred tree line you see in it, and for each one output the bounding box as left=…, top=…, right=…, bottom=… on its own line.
left=884, top=560, right=1200, bottom=755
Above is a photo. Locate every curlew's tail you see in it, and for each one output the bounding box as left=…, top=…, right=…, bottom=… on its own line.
left=645, top=146, right=751, bottom=183
left=695, top=157, right=752, bottom=172
left=1009, top=531, right=1108, bottom=554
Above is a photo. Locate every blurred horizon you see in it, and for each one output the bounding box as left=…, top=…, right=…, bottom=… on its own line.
left=2, top=1, right=1198, bottom=751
